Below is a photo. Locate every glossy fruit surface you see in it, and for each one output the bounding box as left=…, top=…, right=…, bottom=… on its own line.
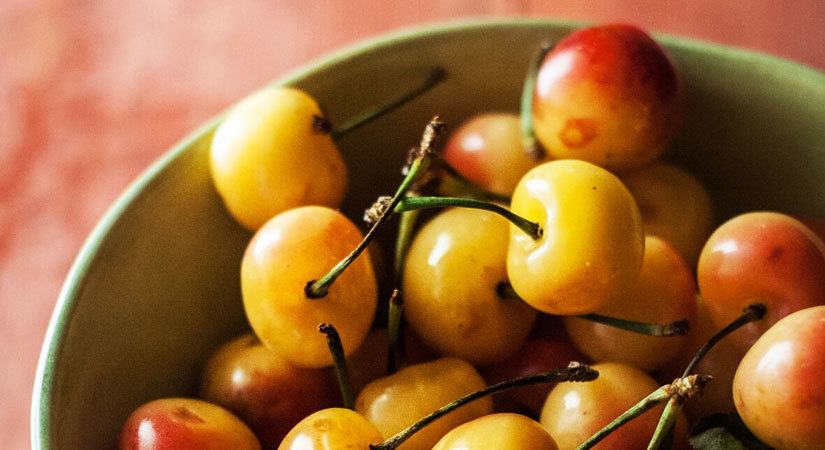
left=278, top=408, right=383, bottom=450
left=532, top=23, right=684, bottom=170
left=199, top=333, right=340, bottom=447
left=541, top=362, right=688, bottom=450
left=621, top=162, right=713, bottom=265
left=508, top=159, right=644, bottom=315
left=210, top=87, right=348, bottom=230
left=119, top=398, right=260, bottom=450
left=355, top=358, right=492, bottom=450
left=482, top=336, right=586, bottom=416
left=733, top=306, right=825, bottom=450
left=564, top=236, right=696, bottom=371
left=242, top=206, right=377, bottom=368
left=441, top=113, right=542, bottom=196
left=432, top=413, right=558, bottom=450
left=697, top=212, right=825, bottom=350
left=403, top=208, right=537, bottom=365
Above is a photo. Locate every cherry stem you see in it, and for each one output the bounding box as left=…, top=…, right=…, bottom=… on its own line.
left=306, top=117, right=446, bottom=299
left=578, top=314, right=690, bottom=337
left=496, top=282, right=688, bottom=337
left=647, top=397, right=680, bottom=450
left=394, top=196, right=542, bottom=240
left=520, top=41, right=554, bottom=161
left=370, top=362, right=599, bottom=450
left=434, top=158, right=511, bottom=204
left=319, top=323, right=354, bottom=410
left=645, top=303, right=767, bottom=450
left=386, top=289, right=403, bottom=374
left=331, top=68, right=447, bottom=139
left=393, top=206, right=421, bottom=279
left=577, top=374, right=713, bottom=450
left=681, top=303, right=767, bottom=377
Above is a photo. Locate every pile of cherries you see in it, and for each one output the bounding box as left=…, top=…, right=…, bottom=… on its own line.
left=119, top=24, right=825, bottom=450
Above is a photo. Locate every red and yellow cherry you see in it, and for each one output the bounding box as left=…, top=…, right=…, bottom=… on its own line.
left=241, top=205, right=377, bottom=368
left=733, top=305, right=825, bottom=450
left=507, top=159, right=645, bottom=315
left=540, top=362, right=688, bottom=450
left=532, top=24, right=684, bottom=171
left=278, top=407, right=383, bottom=450
left=441, top=113, right=544, bottom=197
left=564, top=236, right=696, bottom=372
left=697, top=212, right=825, bottom=351
left=433, top=413, right=558, bottom=450
left=199, top=333, right=340, bottom=447
left=355, top=358, right=493, bottom=450
left=621, top=162, right=713, bottom=265
left=403, top=208, right=537, bottom=365
left=482, top=336, right=586, bottom=416
left=120, top=398, right=260, bottom=450
left=210, top=87, right=348, bottom=230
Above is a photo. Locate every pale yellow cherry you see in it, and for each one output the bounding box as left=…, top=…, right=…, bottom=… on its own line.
left=433, top=413, right=558, bottom=450
left=403, top=208, right=537, bottom=365
left=210, top=87, right=347, bottom=230
left=621, top=162, right=713, bottom=265
left=355, top=358, right=492, bottom=450
left=564, top=236, right=696, bottom=372
left=278, top=408, right=383, bottom=450
left=507, top=159, right=644, bottom=315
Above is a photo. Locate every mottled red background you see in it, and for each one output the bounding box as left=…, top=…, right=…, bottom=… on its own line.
left=1, top=1, right=823, bottom=448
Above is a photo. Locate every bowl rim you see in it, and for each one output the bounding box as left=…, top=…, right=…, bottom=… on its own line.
left=31, top=17, right=825, bottom=449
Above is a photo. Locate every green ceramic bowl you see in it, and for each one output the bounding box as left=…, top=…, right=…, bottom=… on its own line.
left=32, top=19, right=825, bottom=449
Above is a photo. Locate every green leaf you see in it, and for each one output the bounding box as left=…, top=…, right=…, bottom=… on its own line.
left=690, top=427, right=747, bottom=450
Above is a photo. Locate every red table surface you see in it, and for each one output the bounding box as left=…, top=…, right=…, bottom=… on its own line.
left=1, top=1, right=823, bottom=448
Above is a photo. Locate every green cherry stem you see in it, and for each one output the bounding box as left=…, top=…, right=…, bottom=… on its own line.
left=520, top=41, right=554, bottom=161
left=331, top=68, right=447, bottom=139
left=370, top=362, right=599, bottom=450
left=394, top=196, right=542, bottom=240
left=646, top=303, right=768, bottom=450
left=319, top=323, right=354, bottom=409
left=681, top=303, right=767, bottom=378
left=306, top=117, right=445, bottom=299
left=434, top=158, right=512, bottom=204
left=496, top=282, right=688, bottom=337
left=578, top=314, right=690, bottom=337
left=386, top=289, right=403, bottom=374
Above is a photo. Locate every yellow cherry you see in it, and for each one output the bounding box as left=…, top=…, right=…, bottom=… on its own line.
left=507, top=159, right=644, bottom=315
left=242, top=205, right=376, bottom=368
left=403, top=208, right=537, bottom=365
left=621, top=162, right=713, bottom=265
left=278, top=408, right=383, bottom=450
left=355, top=358, right=492, bottom=450
left=564, top=236, right=696, bottom=372
left=433, top=413, right=558, bottom=450
left=210, top=87, right=347, bottom=230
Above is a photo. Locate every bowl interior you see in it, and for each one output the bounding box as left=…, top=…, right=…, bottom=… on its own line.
left=34, top=19, right=825, bottom=449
